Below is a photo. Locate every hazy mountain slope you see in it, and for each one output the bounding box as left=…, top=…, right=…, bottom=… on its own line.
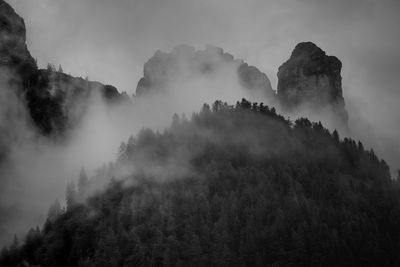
left=1, top=99, right=399, bottom=267
left=1, top=2, right=399, bottom=267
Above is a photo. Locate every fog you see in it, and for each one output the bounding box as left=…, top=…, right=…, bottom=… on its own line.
left=7, top=0, right=399, bottom=172
left=0, top=44, right=275, bottom=246
left=1, top=0, right=400, bottom=246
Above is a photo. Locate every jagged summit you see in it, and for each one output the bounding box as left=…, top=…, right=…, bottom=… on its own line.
left=136, top=44, right=276, bottom=100
left=277, top=41, right=348, bottom=129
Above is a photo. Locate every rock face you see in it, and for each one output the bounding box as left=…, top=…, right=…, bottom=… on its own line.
left=0, top=0, right=128, bottom=135
left=238, top=63, right=275, bottom=99
left=0, top=0, right=37, bottom=81
left=277, top=42, right=348, bottom=128
left=136, top=44, right=276, bottom=100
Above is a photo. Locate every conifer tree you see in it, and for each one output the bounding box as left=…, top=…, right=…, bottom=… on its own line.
left=78, top=167, right=89, bottom=196
left=66, top=182, right=77, bottom=209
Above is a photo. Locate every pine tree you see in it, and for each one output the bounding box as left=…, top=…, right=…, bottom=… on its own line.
left=48, top=198, right=62, bottom=222
left=66, top=182, right=77, bottom=209
left=78, top=167, right=89, bottom=196
left=172, top=113, right=180, bottom=127
left=118, top=142, right=127, bottom=157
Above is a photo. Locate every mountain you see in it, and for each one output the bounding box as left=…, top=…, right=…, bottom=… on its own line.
left=0, top=0, right=348, bottom=135
left=1, top=100, right=399, bottom=266
left=2, top=1, right=400, bottom=266
left=136, top=44, right=276, bottom=100
left=0, top=0, right=128, bottom=136
left=1, top=0, right=349, bottom=137
left=277, top=42, right=348, bottom=129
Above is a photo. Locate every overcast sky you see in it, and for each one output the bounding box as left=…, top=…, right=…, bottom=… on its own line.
left=8, top=0, right=400, bottom=170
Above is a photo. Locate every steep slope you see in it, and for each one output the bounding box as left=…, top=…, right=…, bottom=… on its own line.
left=2, top=99, right=399, bottom=267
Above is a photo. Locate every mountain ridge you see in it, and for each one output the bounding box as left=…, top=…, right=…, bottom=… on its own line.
left=1, top=2, right=400, bottom=266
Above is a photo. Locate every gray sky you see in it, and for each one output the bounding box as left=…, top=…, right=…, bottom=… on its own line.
left=8, top=0, right=400, bottom=171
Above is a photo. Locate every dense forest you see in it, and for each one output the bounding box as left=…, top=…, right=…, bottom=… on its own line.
left=1, top=99, right=400, bottom=267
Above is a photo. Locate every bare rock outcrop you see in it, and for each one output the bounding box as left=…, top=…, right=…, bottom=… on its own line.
left=136, top=45, right=276, bottom=100
left=277, top=42, right=348, bottom=129
left=0, top=0, right=37, bottom=81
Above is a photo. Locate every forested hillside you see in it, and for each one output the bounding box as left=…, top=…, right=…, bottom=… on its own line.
left=1, top=99, right=399, bottom=267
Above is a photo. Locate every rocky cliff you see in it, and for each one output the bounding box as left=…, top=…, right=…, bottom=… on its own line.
left=136, top=44, right=276, bottom=100
left=277, top=42, right=348, bottom=128
left=0, top=0, right=37, bottom=81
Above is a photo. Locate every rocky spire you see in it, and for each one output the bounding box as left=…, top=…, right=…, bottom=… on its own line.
left=277, top=42, right=348, bottom=129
